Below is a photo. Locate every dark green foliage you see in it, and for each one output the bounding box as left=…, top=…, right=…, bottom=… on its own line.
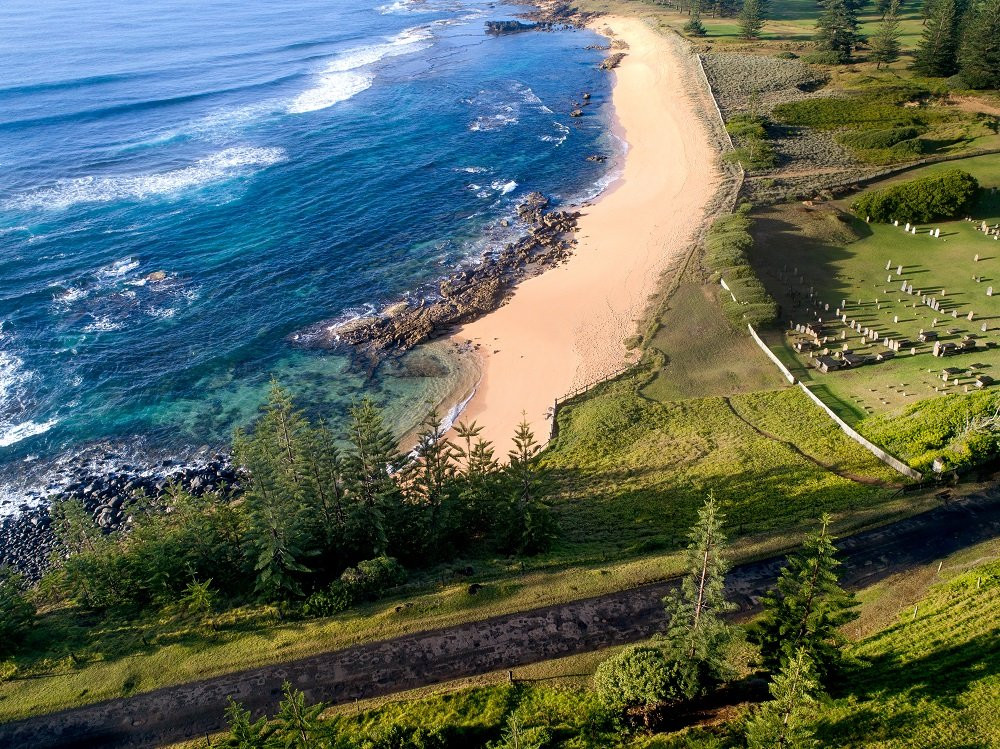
left=685, top=0, right=708, bottom=35
left=814, top=0, right=865, bottom=63
left=851, top=169, right=980, bottom=222
left=37, top=383, right=556, bottom=632
left=912, top=0, right=966, bottom=77
left=773, top=84, right=928, bottom=129
left=801, top=50, right=848, bottom=64
left=870, top=0, right=903, bottom=67
left=705, top=207, right=780, bottom=327
left=594, top=645, right=700, bottom=721
left=959, top=0, right=1000, bottom=88
left=755, top=515, right=858, bottom=682
left=725, top=113, right=776, bottom=170
left=661, top=494, right=735, bottom=674
left=739, top=0, right=767, bottom=38
left=302, top=556, right=406, bottom=617
left=0, top=568, right=34, bottom=656
left=857, top=389, right=1000, bottom=471
left=836, top=125, right=924, bottom=150
left=744, top=648, right=820, bottom=749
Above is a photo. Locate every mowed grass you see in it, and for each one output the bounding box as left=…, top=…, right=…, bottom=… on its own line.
left=751, top=153, right=1000, bottom=421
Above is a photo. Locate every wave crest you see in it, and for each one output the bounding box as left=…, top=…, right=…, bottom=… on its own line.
left=6, top=146, right=287, bottom=212
left=288, top=26, right=433, bottom=114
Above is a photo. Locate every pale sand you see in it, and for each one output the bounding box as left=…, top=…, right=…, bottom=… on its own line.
left=449, top=16, right=720, bottom=451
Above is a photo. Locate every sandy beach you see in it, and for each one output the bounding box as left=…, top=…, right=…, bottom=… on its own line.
left=449, top=16, right=720, bottom=450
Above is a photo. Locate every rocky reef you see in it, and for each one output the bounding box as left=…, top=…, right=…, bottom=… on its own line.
left=294, top=193, right=580, bottom=362
left=0, top=454, right=239, bottom=582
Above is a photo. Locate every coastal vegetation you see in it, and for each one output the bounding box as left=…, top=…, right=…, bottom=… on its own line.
left=191, top=516, right=1000, bottom=748
left=850, top=168, right=980, bottom=221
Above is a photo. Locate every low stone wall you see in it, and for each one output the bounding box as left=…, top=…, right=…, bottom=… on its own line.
left=746, top=324, right=796, bottom=385
left=744, top=325, right=921, bottom=480
left=796, top=382, right=923, bottom=480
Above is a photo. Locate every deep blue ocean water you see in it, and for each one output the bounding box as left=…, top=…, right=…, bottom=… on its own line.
left=0, top=0, right=615, bottom=503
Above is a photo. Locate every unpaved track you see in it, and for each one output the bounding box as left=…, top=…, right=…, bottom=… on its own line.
left=3, top=489, right=1000, bottom=749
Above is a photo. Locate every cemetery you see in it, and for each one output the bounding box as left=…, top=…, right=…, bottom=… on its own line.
left=751, top=154, right=1000, bottom=420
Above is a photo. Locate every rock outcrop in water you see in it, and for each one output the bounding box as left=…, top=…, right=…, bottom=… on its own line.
left=484, top=20, right=537, bottom=35
left=294, top=192, right=580, bottom=362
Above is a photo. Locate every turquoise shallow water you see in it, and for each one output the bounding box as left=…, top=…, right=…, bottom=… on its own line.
left=0, top=0, right=616, bottom=499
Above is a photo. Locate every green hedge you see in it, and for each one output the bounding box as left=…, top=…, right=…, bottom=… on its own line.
left=705, top=207, right=779, bottom=328
left=837, top=126, right=925, bottom=150
left=851, top=169, right=980, bottom=223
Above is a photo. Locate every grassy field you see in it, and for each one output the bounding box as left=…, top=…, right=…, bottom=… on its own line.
left=752, top=153, right=1000, bottom=423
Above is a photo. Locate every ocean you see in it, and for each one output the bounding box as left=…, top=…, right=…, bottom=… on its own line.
left=0, top=0, right=616, bottom=509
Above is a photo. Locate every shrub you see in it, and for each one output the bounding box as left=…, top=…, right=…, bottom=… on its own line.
left=851, top=169, right=980, bottom=223
left=594, top=646, right=700, bottom=720
left=705, top=208, right=780, bottom=328
left=302, top=555, right=406, bottom=617
left=776, top=51, right=799, bottom=59
left=802, top=50, right=845, bottom=65
left=0, top=568, right=34, bottom=657
left=774, top=85, right=928, bottom=129
left=836, top=126, right=925, bottom=150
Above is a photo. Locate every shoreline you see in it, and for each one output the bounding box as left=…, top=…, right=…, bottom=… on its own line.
left=445, top=16, right=722, bottom=450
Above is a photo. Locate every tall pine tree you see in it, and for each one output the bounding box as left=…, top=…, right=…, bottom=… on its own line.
left=744, top=648, right=820, bottom=749
left=662, top=494, right=735, bottom=668
left=959, top=0, right=1000, bottom=87
left=815, top=0, right=865, bottom=62
left=756, top=514, right=858, bottom=681
left=740, top=0, right=768, bottom=38
left=870, top=0, right=903, bottom=67
left=913, top=0, right=965, bottom=76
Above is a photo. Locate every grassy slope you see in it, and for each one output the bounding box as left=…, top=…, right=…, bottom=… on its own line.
left=8, top=0, right=993, bottom=724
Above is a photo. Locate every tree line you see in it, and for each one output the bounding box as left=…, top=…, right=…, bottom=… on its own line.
left=679, top=0, right=1000, bottom=89
left=209, top=496, right=859, bottom=748
left=0, top=383, right=557, bottom=652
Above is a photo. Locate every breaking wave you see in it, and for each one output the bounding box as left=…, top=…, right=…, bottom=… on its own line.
left=6, top=147, right=287, bottom=212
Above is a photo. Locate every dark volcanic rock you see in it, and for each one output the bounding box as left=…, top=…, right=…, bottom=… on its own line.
left=295, top=192, right=581, bottom=362
left=0, top=456, right=241, bottom=583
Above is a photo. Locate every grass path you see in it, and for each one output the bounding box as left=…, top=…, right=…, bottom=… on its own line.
left=721, top=396, right=904, bottom=488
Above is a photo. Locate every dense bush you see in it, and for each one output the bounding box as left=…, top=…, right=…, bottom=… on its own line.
left=705, top=207, right=780, bottom=328
left=851, top=169, right=980, bottom=223
left=593, top=646, right=700, bottom=719
left=302, top=556, right=406, bottom=617
left=0, top=568, right=34, bottom=656
left=725, top=114, right=776, bottom=170
left=836, top=126, right=924, bottom=150
left=858, top=389, right=1000, bottom=471
left=802, top=50, right=845, bottom=65
left=43, top=387, right=556, bottom=619
left=774, top=85, right=929, bottom=129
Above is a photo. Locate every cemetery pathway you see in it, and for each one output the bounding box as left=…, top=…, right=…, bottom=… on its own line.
left=4, top=487, right=999, bottom=749
left=721, top=396, right=904, bottom=488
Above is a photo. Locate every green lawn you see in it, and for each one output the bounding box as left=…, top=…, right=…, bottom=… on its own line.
left=751, top=153, right=1000, bottom=421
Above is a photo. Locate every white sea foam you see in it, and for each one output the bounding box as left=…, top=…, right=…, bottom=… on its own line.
left=288, top=26, right=433, bottom=114
left=99, top=257, right=140, bottom=278
left=492, top=179, right=518, bottom=195
left=82, top=315, right=125, bottom=333
left=6, top=147, right=287, bottom=212
left=0, top=419, right=58, bottom=449
left=0, top=332, right=55, bottom=450
left=457, top=166, right=489, bottom=174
